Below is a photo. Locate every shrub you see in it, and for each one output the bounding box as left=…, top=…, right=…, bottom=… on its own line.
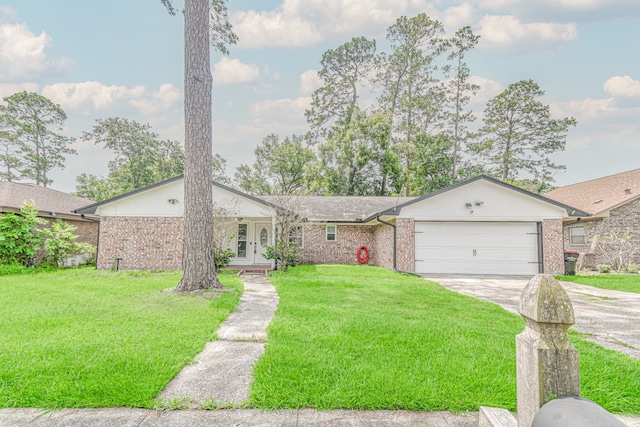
left=597, top=264, right=612, bottom=273
left=0, top=201, right=45, bottom=266
left=213, top=246, right=235, bottom=272
left=624, top=263, right=640, bottom=274
left=0, top=263, right=31, bottom=276
left=264, top=239, right=301, bottom=272
left=40, top=220, right=96, bottom=267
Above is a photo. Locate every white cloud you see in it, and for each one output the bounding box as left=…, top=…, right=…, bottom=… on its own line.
left=0, top=82, right=40, bottom=99
left=212, top=57, right=261, bottom=86
left=41, top=81, right=145, bottom=110
left=475, top=0, right=640, bottom=21
left=477, top=15, right=577, bottom=53
left=551, top=97, right=616, bottom=121
left=603, top=76, right=640, bottom=97
left=250, top=96, right=311, bottom=119
left=0, top=6, right=18, bottom=23
left=129, top=83, right=182, bottom=116
left=299, top=70, right=322, bottom=95
left=231, top=0, right=440, bottom=48
left=0, top=23, right=72, bottom=81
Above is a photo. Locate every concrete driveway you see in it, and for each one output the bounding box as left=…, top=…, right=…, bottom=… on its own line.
left=423, top=275, right=640, bottom=359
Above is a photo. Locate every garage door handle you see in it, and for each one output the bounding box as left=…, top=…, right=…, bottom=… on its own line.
left=473, top=249, right=477, bottom=256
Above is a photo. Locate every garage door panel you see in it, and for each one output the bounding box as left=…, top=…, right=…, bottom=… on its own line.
left=414, top=222, right=539, bottom=275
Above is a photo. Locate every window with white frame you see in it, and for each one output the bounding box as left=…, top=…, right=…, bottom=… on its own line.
left=289, top=226, right=304, bottom=247
left=237, top=223, right=248, bottom=257
left=570, top=227, right=586, bottom=245
left=326, top=225, right=336, bottom=241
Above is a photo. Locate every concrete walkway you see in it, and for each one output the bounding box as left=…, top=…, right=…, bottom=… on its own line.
left=0, top=408, right=480, bottom=426
left=425, top=275, right=640, bottom=359
left=159, top=273, right=279, bottom=407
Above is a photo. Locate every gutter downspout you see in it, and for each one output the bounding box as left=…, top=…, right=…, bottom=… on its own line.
left=376, top=215, right=396, bottom=272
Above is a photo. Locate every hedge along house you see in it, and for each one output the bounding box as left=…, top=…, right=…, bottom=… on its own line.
left=74, top=175, right=586, bottom=275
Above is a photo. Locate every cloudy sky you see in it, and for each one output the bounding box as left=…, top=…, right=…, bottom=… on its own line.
left=1, top=0, right=639, bottom=193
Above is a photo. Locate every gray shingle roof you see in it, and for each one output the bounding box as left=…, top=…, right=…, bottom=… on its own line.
left=260, top=195, right=416, bottom=222
left=0, top=181, right=95, bottom=218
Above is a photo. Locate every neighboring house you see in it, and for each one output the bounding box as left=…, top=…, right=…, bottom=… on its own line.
left=74, top=175, right=585, bottom=275
left=545, top=168, right=640, bottom=269
left=0, top=181, right=99, bottom=247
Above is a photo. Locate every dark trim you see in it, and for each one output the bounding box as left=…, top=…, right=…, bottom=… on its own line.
left=372, top=175, right=590, bottom=219
left=537, top=222, right=544, bottom=274
left=73, top=175, right=279, bottom=215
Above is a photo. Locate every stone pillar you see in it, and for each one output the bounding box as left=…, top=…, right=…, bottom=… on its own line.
left=516, top=274, right=580, bottom=427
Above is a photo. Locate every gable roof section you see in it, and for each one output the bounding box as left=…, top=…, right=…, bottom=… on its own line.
left=73, top=175, right=277, bottom=215
left=544, top=168, right=640, bottom=216
left=371, top=175, right=588, bottom=220
left=0, top=181, right=95, bottom=219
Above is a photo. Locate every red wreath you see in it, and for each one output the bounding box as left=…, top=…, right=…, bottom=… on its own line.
left=357, top=246, right=370, bottom=264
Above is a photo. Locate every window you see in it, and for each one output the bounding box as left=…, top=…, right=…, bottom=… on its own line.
left=326, top=225, right=336, bottom=241
left=237, top=224, right=248, bottom=257
left=289, top=226, right=304, bottom=247
left=570, top=227, right=585, bottom=245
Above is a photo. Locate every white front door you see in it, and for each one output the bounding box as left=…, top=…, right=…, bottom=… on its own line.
left=253, top=222, right=271, bottom=264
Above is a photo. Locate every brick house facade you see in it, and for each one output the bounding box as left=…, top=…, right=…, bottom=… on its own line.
left=77, top=175, right=580, bottom=276
left=545, top=169, right=640, bottom=270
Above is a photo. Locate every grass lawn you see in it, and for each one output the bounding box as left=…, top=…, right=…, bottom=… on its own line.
left=0, top=268, right=242, bottom=409
left=252, top=265, right=640, bottom=414
left=557, top=274, right=640, bottom=294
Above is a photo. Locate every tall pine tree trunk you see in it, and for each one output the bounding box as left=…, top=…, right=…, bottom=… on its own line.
left=176, top=0, right=220, bottom=291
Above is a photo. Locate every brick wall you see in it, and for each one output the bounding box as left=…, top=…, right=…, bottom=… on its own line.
left=395, top=218, right=415, bottom=273
left=542, top=219, right=564, bottom=275
left=564, top=197, right=640, bottom=269
left=372, top=224, right=394, bottom=269
left=300, top=224, right=377, bottom=266
left=97, top=216, right=184, bottom=270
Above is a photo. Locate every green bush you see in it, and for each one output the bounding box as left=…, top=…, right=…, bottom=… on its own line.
left=213, top=246, right=235, bottom=272
left=264, top=239, right=301, bottom=272
left=0, top=201, right=45, bottom=266
left=597, top=264, right=612, bottom=273
left=624, top=263, right=640, bottom=274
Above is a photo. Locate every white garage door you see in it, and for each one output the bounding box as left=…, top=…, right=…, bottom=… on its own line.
left=414, top=222, right=540, bottom=275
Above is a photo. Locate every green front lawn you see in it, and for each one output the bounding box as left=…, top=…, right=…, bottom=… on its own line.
left=557, top=274, right=640, bottom=294
left=0, top=268, right=242, bottom=408
left=252, top=265, right=640, bottom=414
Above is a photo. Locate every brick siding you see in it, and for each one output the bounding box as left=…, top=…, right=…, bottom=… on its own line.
left=372, top=224, right=394, bottom=269
left=395, top=218, right=415, bottom=273
left=564, top=197, right=640, bottom=269
left=542, top=219, right=564, bottom=275
left=97, top=216, right=184, bottom=270
left=300, top=224, right=379, bottom=266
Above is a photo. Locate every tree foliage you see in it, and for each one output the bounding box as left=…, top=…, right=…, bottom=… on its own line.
left=235, top=134, right=315, bottom=195
left=1, top=92, right=76, bottom=187
left=306, top=37, right=376, bottom=138
left=77, top=117, right=185, bottom=200
left=471, top=79, right=577, bottom=184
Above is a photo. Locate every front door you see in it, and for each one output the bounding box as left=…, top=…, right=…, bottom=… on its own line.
left=254, top=222, right=271, bottom=264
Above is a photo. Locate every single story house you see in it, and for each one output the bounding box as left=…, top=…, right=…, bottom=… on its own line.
left=545, top=168, right=640, bottom=269
left=74, top=174, right=586, bottom=275
left=0, top=181, right=98, bottom=247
